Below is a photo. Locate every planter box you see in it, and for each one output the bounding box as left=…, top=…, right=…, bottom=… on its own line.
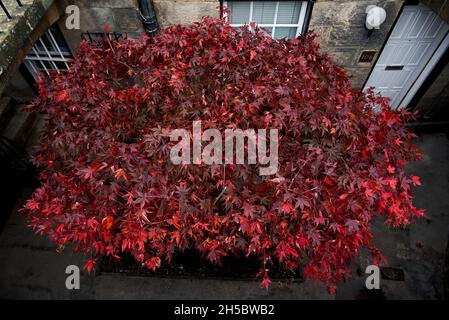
left=95, top=250, right=332, bottom=299
left=100, top=250, right=304, bottom=282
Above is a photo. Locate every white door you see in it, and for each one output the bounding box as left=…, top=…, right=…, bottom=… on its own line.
left=364, top=4, right=449, bottom=109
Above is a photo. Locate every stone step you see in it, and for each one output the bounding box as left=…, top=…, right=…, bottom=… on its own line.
left=0, top=0, right=28, bottom=25
left=0, top=16, right=16, bottom=32
left=0, top=2, right=29, bottom=46
left=0, top=0, right=34, bottom=24
left=2, top=107, right=36, bottom=146
left=0, top=96, right=15, bottom=132
left=1, top=0, right=54, bottom=97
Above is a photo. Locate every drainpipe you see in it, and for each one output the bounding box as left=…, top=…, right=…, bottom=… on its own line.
left=138, top=0, right=158, bottom=35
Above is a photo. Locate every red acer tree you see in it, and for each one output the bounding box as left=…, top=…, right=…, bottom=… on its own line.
left=21, top=16, right=423, bottom=293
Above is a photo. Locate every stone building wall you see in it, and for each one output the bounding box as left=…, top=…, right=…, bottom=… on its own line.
left=57, top=0, right=219, bottom=54
left=149, top=0, right=448, bottom=112
left=55, top=0, right=404, bottom=90
left=57, top=0, right=145, bottom=54
left=148, top=0, right=406, bottom=90
left=2, top=0, right=448, bottom=114
left=309, top=0, right=404, bottom=89
left=153, top=0, right=219, bottom=28
left=1, top=0, right=60, bottom=102
left=0, top=0, right=61, bottom=96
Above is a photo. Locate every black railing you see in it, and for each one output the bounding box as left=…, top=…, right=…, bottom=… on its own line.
left=0, top=0, right=24, bottom=20
left=0, top=1, right=12, bottom=19
left=81, top=31, right=125, bottom=43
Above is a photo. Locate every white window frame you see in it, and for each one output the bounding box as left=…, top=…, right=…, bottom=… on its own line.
left=24, top=28, right=71, bottom=79
left=224, top=1, right=309, bottom=39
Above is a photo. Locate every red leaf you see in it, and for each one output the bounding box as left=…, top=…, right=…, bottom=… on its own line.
left=365, top=188, right=374, bottom=198
left=410, top=175, right=422, bottom=186
left=250, top=50, right=257, bottom=60
left=260, top=277, right=271, bottom=289
left=327, top=285, right=337, bottom=295
left=101, top=216, right=114, bottom=230
left=281, top=203, right=294, bottom=214
left=144, top=257, right=161, bottom=271
left=84, top=258, right=96, bottom=273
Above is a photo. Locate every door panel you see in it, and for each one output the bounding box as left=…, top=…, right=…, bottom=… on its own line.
left=364, top=4, right=449, bottom=109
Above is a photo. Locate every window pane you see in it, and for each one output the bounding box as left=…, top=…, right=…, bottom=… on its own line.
left=43, top=61, right=52, bottom=69
left=49, top=26, right=71, bottom=53
left=28, top=61, right=39, bottom=72
left=274, top=27, right=298, bottom=39
left=41, top=35, right=54, bottom=51
left=228, top=1, right=251, bottom=24
left=55, top=61, right=68, bottom=70
left=252, top=1, right=276, bottom=24
left=277, top=1, right=302, bottom=24
left=34, top=63, right=45, bottom=72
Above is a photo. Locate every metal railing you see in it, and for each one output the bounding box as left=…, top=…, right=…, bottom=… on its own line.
left=81, top=31, right=125, bottom=43
left=0, top=1, right=24, bottom=20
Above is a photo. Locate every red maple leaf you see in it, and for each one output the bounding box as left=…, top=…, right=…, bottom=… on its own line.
left=410, top=175, right=422, bottom=186
left=84, top=258, right=96, bottom=273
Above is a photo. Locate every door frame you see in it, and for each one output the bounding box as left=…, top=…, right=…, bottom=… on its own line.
left=361, top=0, right=449, bottom=109
left=406, top=30, right=449, bottom=110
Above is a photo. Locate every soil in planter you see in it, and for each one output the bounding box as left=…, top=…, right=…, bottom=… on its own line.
left=100, top=250, right=304, bottom=282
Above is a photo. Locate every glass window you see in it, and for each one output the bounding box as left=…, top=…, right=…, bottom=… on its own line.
left=277, top=1, right=302, bottom=24
left=252, top=2, right=277, bottom=24
left=24, top=24, right=72, bottom=80
left=225, top=1, right=309, bottom=39
left=274, top=27, right=298, bottom=39
left=228, top=1, right=251, bottom=24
